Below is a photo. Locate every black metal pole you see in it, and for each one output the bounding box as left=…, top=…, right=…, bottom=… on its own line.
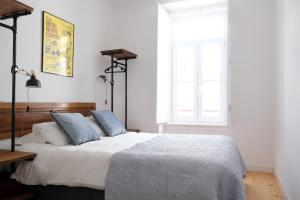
left=11, top=16, right=18, bottom=152
left=125, top=59, right=128, bottom=129
left=111, top=56, right=114, bottom=112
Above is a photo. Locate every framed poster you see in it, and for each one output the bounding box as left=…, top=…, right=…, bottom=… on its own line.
left=42, top=11, right=74, bottom=77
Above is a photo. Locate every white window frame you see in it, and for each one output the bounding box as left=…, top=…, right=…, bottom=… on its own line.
left=169, top=7, right=229, bottom=126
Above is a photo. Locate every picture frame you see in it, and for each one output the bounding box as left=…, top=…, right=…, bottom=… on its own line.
left=42, top=11, right=74, bottom=77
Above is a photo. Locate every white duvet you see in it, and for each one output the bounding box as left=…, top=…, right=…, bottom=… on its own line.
left=12, top=132, right=157, bottom=190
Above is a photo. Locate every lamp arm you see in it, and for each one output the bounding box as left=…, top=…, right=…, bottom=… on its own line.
left=16, top=68, right=34, bottom=77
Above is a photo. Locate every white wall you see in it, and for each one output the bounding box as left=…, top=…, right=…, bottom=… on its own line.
left=276, top=0, right=300, bottom=199
left=107, top=0, right=159, bottom=132
left=0, top=0, right=115, bottom=103
left=112, top=0, right=278, bottom=171
left=229, top=0, right=278, bottom=171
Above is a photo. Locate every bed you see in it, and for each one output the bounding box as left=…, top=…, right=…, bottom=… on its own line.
left=0, top=102, right=246, bottom=200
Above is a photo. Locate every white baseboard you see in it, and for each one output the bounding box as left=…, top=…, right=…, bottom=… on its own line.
left=274, top=171, right=289, bottom=200
left=246, top=164, right=274, bottom=173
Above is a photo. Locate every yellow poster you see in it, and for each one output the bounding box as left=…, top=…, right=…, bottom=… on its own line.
left=42, top=12, right=74, bottom=77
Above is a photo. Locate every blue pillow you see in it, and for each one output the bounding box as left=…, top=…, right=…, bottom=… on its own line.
left=51, top=113, right=100, bottom=145
left=91, top=111, right=127, bottom=137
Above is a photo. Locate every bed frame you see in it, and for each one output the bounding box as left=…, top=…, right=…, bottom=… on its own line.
left=0, top=102, right=105, bottom=200
left=0, top=102, right=96, bottom=140
left=26, top=185, right=105, bottom=200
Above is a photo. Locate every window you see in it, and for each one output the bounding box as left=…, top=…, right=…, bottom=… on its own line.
left=157, top=1, right=229, bottom=126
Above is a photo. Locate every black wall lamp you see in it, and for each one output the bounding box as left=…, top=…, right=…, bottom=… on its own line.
left=18, top=69, right=42, bottom=88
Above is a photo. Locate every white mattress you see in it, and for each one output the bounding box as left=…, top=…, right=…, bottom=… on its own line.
left=12, top=132, right=157, bottom=190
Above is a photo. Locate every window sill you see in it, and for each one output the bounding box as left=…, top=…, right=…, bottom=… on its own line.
left=166, top=122, right=228, bottom=127
left=160, top=122, right=231, bottom=134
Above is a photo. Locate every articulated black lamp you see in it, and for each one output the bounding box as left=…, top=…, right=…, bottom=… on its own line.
left=0, top=0, right=37, bottom=152
left=24, top=70, right=42, bottom=88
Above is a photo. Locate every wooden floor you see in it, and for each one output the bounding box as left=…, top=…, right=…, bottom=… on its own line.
left=245, top=171, right=283, bottom=200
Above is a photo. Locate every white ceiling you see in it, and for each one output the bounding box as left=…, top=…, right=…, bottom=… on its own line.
left=162, top=0, right=227, bottom=11
left=111, top=0, right=227, bottom=7
left=111, top=0, right=149, bottom=6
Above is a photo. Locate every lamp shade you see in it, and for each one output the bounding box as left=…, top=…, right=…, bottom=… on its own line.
left=26, top=74, right=41, bottom=88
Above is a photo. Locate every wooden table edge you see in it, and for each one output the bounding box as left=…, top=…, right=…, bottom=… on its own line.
left=0, top=150, right=36, bottom=166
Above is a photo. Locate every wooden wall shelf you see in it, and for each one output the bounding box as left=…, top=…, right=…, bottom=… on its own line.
left=101, top=49, right=137, bottom=60
left=0, top=0, right=33, bottom=18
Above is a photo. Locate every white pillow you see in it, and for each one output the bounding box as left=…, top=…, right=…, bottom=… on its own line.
left=0, top=138, right=11, bottom=150
left=0, top=133, right=43, bottom=150
left=32, top=117, right=105, bottom=146
left=86, top=117, right=105, bottom=137
left=18, top=133, right=43, bottom=144
left=32, top=121, right=72, bottom=146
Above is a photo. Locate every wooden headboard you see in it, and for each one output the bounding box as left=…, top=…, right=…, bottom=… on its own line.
left=0, top=102, right=96, bottom=140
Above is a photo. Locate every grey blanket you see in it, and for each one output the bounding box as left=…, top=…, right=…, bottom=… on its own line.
left=105, top=134, right=246, bottom=200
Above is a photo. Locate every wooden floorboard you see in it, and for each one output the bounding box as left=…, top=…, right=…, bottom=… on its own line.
left=245, top=171, right=283, bottom=200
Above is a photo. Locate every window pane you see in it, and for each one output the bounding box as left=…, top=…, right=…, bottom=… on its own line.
left=175, top=45, right=195, bottom=82
left=201, top=43, right=222, bottom=81
left=201, top=81, right=221, bottom=118
left=176, top=82, right=194, bottom=117
left=173, top=10, right=227, bottom=42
